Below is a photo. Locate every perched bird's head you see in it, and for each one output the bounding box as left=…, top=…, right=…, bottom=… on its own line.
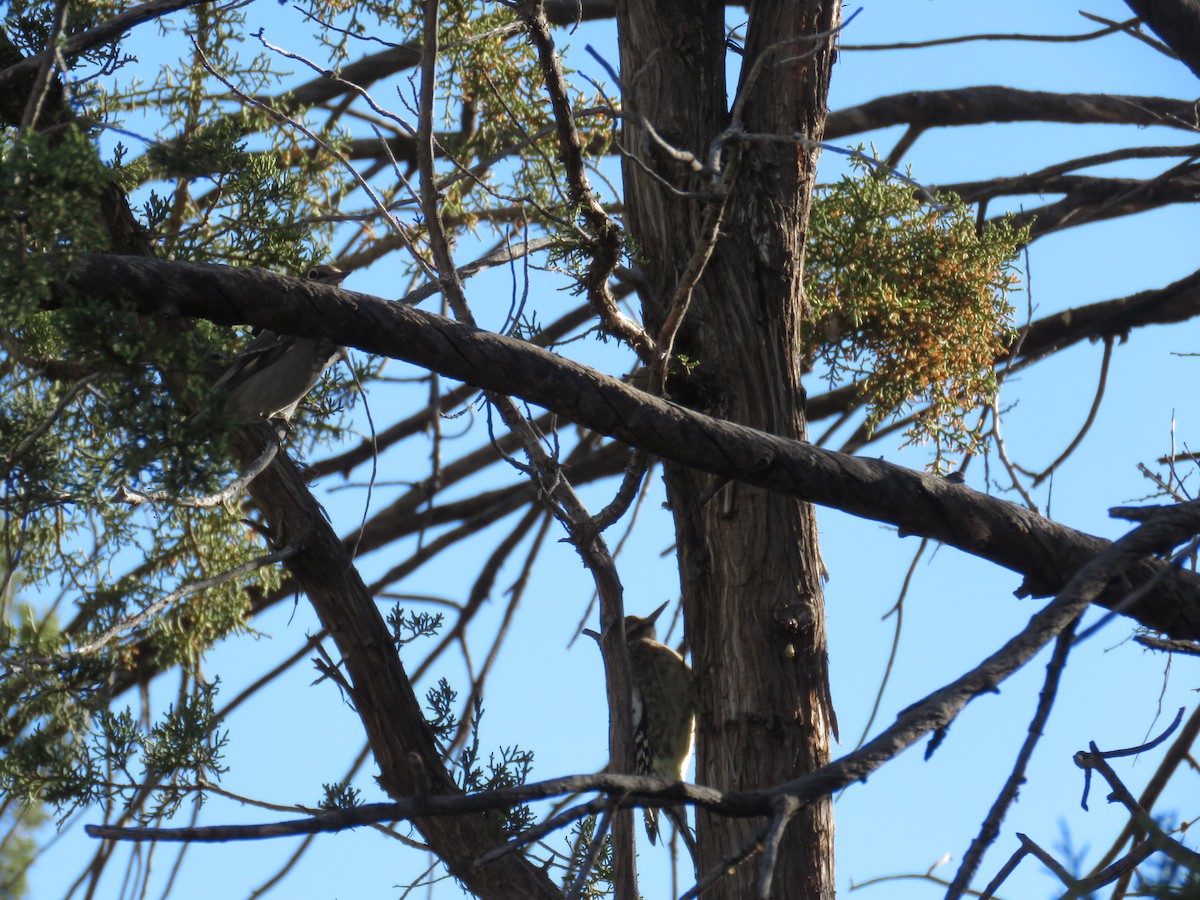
left=306, top=263, right=349, bottom=285
left=580, top=601, right=673, bottom=646
left=623, top=600, right=670, bottom=644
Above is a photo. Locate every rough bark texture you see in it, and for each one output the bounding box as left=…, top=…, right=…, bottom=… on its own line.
left=614, top=1, right=840, bottom=896
left=229, top=429, right=564, bottom=900
left=1, top=30, right=561, bottom=895
left=67, top=253, right=1200, bottom=640
left=1125, top=0, right=1200, bottom=81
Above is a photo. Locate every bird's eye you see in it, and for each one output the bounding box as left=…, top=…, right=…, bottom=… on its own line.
left=306, top=268, right=320, bottom=279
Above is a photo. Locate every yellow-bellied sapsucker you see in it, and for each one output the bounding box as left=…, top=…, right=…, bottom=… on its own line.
left=625, top=601, right=695, bottom=848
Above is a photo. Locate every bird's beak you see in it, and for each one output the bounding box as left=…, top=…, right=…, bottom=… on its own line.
left=644, top=600, right=670, bottom=626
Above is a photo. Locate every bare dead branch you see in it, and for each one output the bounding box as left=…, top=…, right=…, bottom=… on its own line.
left=840, top=17, right=1146, bottom=52
left=941, top=143, right=1200, bottom=203
left=14, top=547, right=297, bottom=662
left=826, top=88, right=1200, bottom=139
left=755, top=797, right=801, bottom=900
left=944, top=616, right=1080, bottom=899
left=114, top=439, right=280, bottom=509
left=519, top=5, right=656, bottom=364
left=980, top=715, right=1200, bottom=897
left=83, top=771, right=727, bottom=844
left=991, top=164, right=1200, bottom=238
left=1079, top=11, right=1175, bottom=57
left=1086, top=704, right=1200, bottom=892
left=1134, top=634, right=1200, bottom=655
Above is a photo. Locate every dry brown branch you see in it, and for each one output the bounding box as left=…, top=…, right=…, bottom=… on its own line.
left=944, top=617, right=1079, bottom=899
left=826, top=88, right=1200, bottom=138
left=992, top=165, right=1200, bottom=238
left=1086, top=703, right=1200, bottom=894
left=840, top=17, right=1146, bottom=52
left=982, top=712, right=1200, bottom=897
left=518, top=1, right=655, bottom=365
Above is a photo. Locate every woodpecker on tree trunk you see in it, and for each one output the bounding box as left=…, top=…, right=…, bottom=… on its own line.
left=623, top=600, right=696, bottom=853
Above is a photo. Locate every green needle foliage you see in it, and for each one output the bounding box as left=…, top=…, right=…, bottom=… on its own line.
left=1, top=0, right=1029, bottom=893
left=805, top=156, right=1028, bottom=467
left=0, top=0, right=602, bottom=847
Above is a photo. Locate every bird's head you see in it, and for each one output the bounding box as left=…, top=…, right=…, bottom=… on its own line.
left=581, top=600, right=673, bottom=645
left=306, top=264, right=349, bottom=286
left=622, top=600, right=670, bottom=643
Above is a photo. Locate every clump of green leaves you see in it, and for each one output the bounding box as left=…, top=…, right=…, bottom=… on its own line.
left=388, top=607, right=445, bottom=649
left=319, top=779, right=362, bottom=811
left=0, top=789, right=46, bottom=899
left=561, top=815, right=614, bottom=898
left=0, top=129, right=110, bottom=308
left=426, top=687, right=535, bottom=842
left=0, top=650, right=227, bottom=824
left=146, top=120, right=320, bottom=272
left=457, top=736, right=535, bottom=840
left=805, top=157, right=1028, bottom=466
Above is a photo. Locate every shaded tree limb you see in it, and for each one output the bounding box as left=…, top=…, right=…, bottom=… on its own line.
left=839, top=17, right=1152, bottom=52
left=826, top=87, right=1200, bottom=139
left=944, top=615, right=1080, bottom=899
left=88, top=502, right=1200, bottom=900
left=65, top=253, right=1200, bottom=638
left=994, top=166, right=1200, bottom=237
left=1125, top=0, right=1200, bottom=80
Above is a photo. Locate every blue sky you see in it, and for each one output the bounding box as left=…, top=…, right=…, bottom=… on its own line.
left=18, top=2, right=1200, bottom=898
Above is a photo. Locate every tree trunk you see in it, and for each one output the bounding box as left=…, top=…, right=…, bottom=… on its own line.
left=615, top=1, right=840, bottom=897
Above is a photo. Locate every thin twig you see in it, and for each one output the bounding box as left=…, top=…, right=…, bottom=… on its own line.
left=40, top=547, right=296, bottom=660
left=841, top=17, right=1144, bottom=52
left=679, top=824, right=765, bottom=900
left=944, top=615, right=1080, bottom=899
left=755, top=797, right=800, bottom=900
left=1030, top=336, right=1113, bottom=487
left=112, top=440, right=279, bottom=508
left=564, top=802, right=615, bottom=899
left=988, top=396, right=1038, bottom=511
left=848, top=538, right=925, bottom=753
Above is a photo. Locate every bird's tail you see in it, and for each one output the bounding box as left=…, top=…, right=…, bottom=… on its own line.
left=644, top=807, right=660, bottom=846
left=645, top=805, right=698, bottom=867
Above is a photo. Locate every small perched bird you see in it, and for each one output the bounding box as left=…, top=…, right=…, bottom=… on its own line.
left=624, top=601, right=696, bottom=850
left=208, top=264, right=349, bottom=423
